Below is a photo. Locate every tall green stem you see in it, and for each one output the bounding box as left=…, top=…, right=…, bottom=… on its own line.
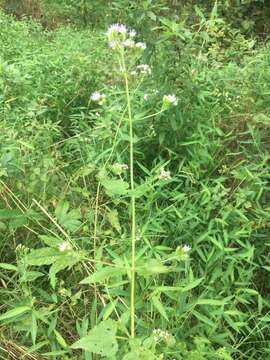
left=122, top=54, right=136, bottom=338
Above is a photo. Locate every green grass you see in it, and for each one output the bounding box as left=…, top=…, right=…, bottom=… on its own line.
left=0, top=3, right=270, bottom=359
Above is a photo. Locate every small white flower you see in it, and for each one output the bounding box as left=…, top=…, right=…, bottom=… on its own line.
left=135, top=41, right=147, bottom=50
left=59, top=241, right=72, bottom=252
left=183, top=244, right=191, bottom=253
left=108, top=40, right=118, bottom=49
left=90, top=91, right=106, bottom=105
left=143, top=94, right=149, bottom=101
left=163, top=94, right=178, bottom=107
left=114, top=162, right=128, bottom=170
left=129, top=29, right=136, bottom=37
left=90, top=92, right=102, bottom=101
left=111, top=163, right=128, bottom=175
left=152, top=328, right=171, bottom=342
left=136, top=64, right=151, bottom=75
left=122, top=39, right=135, bottom=48
left=159, top=167, right=171, bottom=180
left=107, top=25, right=140, bottom=51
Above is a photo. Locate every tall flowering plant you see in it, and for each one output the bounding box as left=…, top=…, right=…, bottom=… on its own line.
left=102, top=23, right=179, bottom=339
left=73, top=24, right=191, bottom=358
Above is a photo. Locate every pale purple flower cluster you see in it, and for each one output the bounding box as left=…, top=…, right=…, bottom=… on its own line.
left=107, top=23, right=128, bottom=37
left=106, top=23, right=146, bottom=51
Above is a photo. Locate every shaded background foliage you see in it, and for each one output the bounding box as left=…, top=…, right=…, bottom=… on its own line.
left=1, top=0, right=270, bottom=34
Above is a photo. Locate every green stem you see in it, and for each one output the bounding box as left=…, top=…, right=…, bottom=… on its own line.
left=93, top=182, right=100, bottom=325
left=122, top=53, right=136, bottom=338
left=139, top=109, right=164, bottom=121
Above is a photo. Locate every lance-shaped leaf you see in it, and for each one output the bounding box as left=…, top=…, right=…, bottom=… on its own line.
left=80, top=266, right=124, bottom=285
left=0, top=306, right=31, bottom=322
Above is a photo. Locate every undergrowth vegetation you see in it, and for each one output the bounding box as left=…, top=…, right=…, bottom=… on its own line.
left=0, top=1, right=270, bottom=359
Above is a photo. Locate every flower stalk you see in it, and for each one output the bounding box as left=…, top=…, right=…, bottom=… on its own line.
left=121, top=52, right=136, bottom=339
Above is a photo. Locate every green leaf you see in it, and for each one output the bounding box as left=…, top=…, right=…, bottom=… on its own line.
left=102, top=300, right=118, bottom=321
left=147, top=11, right=157, bottom=21
left=123, top=349, right=156, bottom=360
left=156, top=279, right=203, bottom=295
left=138, top=259, right=169, bottom=276
left=0, top=209, right=28, bottom=228
left=22, top=340, right=49, bottom=357
left=49, top=256, right=81, bottom=289
left=123, top=352, right=140, bottom=360
left=39, top=235, right=62, bottom=248
left=75, top=164, right=95, bottom=178
left=180, top=278, right=204, bottom=292
left=151, top=295, right=168, bottom=321
left=0, top=221, right=7, bottom=231
left=261, top=316, right=270, bottom=322
left=20, top=271, right=45, bottom=282
left=107, top=209, right=121, bottom=233
left=130, top=182, right=151, bottom=198
left=197, top=299, right=227, bottom=306
left=237, top=288, right=258, bottom=296
left=54, top=329, right=68, bottom=349
left=61, top=212, right=82, bottom=232
left=192, top=310, right=215, bottom=327
left=0, top=306, right=30, bottom=322
left=80, top=266, right=123, bottom=285
left=0, top=209, right=24, bottom=220
left=101, top=179, right=129, bottom=196
left=71, top=319, right=118, bottom=357
left=55, top=201, right=70, bottom=221
left=0, top=263, right=18, bottom=271
left=55, top=201, right=82, bottom=232
left=25, top=247, right=61, bottom=266
left=42, top=350, right=69, bottom=356
left=31, top=313, right=37, bottom=345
